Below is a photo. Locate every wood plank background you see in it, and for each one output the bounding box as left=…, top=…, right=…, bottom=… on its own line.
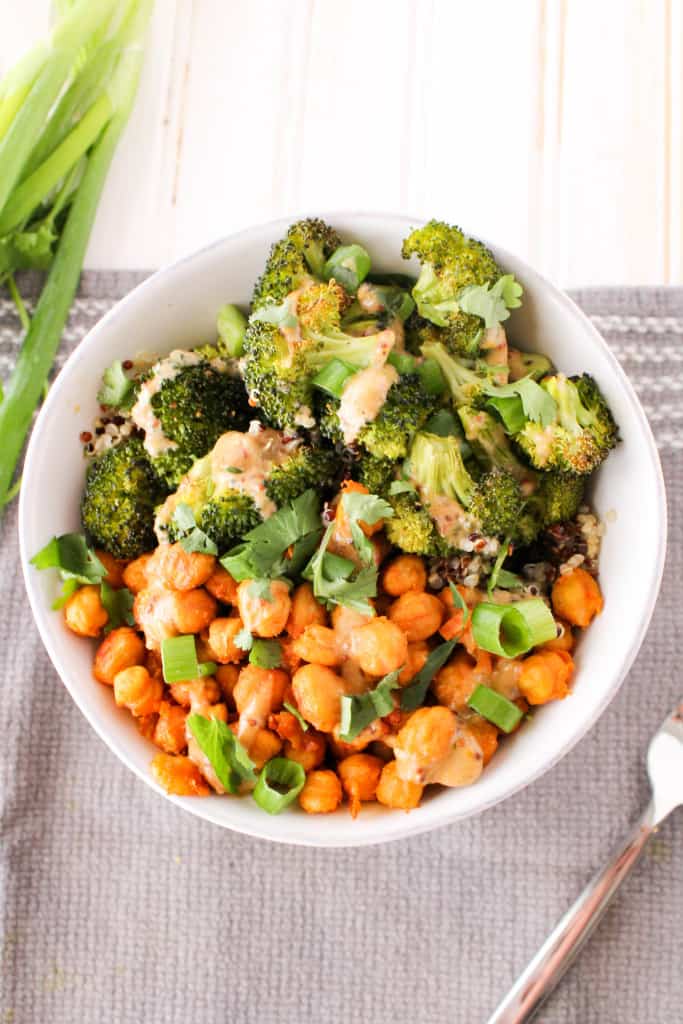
left=3, top=0, right=682, bottom=285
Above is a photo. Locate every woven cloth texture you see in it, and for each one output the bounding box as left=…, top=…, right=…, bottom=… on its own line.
left=1, top=277, right=681, bottom=1024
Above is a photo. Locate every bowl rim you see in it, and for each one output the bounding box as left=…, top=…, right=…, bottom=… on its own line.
left=19, top=210, right=668, bottom=847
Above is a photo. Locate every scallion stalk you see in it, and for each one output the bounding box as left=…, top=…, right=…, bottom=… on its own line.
left=253, top=758, right=306, bottom=814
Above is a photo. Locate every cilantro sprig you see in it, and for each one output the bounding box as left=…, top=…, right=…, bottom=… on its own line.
left=187, top=714, right=256, bottom=793
left=483, top=378, right=557, bottom=433
left=170, top=503, right=218, bottom=556
left=31, top=532, right=106, bottom=608
left=339, top=669, right=401, bottom=741
left=221, top=490, right=322, bottom=581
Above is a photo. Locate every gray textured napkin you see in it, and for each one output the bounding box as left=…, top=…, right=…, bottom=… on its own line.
left=1, top=278, right=681, bottom=1024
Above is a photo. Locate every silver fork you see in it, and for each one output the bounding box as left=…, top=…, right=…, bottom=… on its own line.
left=487, top=701, right=683, bottom=1024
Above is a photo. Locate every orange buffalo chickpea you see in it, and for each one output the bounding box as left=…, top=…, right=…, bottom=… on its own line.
left=432, top=649, right=493, bottom=712
left=170, top=676, right=221, bottom=709
left=93, top=626, right=146, bottom=684
left=298, top=769, right=343, bottom=814
left=518, top=650, right=574, bottom=705
left=334, top=480, right=384, bottom=539
left=394, top=706, right=457, bottom=784
left=137, top=714, right=158, bottom=742
left=381, top=554, right=427, bottom=597
left=541, top=619, right=575, bottom=653
left=234, top=665, right=289, bottom=720
left=376, top=760, right=423, bottom=810
left=207, top=617, right=247, bottom=664
left=466, top=715, right=499, bottom=765
left=64, top=584, right=108, bottom=637
left=338, top=754, right=383, bottom=817
left=95, top=550, right=127, bottom=589
left=398, top=641, right=430, bottom=685
left=229, top=723, right=282, bottom=769
left=292, top=664, right=345, bottom=733
left=154, top=542, right=216, bottom=591
left=122, top=552, right=155, bottom=594
left=215, top=664, right=240, bottom=706
left=279, top=638, right=303, bottom=676
left=204, top=564, right=238, bottom=605
left=237, top=578, right=291, bottom=638
left=388, top=590, right=444, bottom=642
left=153, top=701, right=187, bottom=754
left=269, top=711, right=327, bottom=772
left=113, top=665, right=163, bottom=717
left=172, top=588, right=217, bottom=634
left=349, top=617, right=408, bottom=677
left=151, top=753, right=210, bottom=796
left=551, top=567, right=604, bottom=628
left=292, top=624, right=342, bottom=667
left=286, top=582, right=327, bottom=638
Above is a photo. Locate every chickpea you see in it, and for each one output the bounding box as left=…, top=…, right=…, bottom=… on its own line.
left=466, top=715, right=499, bottom=766
left=298, top=769, right=343, bottom=814
left=122, top=552, right=155, bottom=594
left=113, top=665, right=163, bottom=717
left=269, top=710, right=327, bottom=772
left=206, top=617, right=247, bottom=664
left=137, top=713, right=158, bottom=741
left=153, top=701, right=188, bottom=754
left=95, top=550, right=127, bottom=589
left=170, top=676, right=221, bottom=709
left=154, top=542, right=216, bottom=592
left=279, top=638, right=303, bottom=676
left=430, top=727, right=484, bottom=788
left=331, top=603, right=374, bottom=636
left=338, top=754, right=383, bottom=817
left=376, top=760, right=423, bottom=811
left=231, top=724, right=282, bottom=769
left=329, top=718, right=390, bottom=759
left=541, top=619, right=575, bottom=653
left=204, top=565, right=238, bottom=605
left=382, top=554, right=427, bottom=597
left=519, top=650, right=574, bottom=705
left=286, top=582, right=327, bottom=638
left=145, top=648, right=164, bottom=683
left=349, top=617, right=408, bottom=677
left=335, top=480, right=384, bottom=539
left=234, top=665, right=289, bottom=721
left=64, top=585, right=108, bottom=637
left=551, top=568, right=603, bottom=628
left=215, top=663, right=240, bottom=706
left=172, top=588, right=217, bottom=634
left=388, top=591, right=443, bottom=643
left=151, top=753, right=210, bottom=796
left=292, top=624, right=342, bottom=667
left=394, top=706, right=457, bottom=784
left=93, top=626, right=146, bottom=685
left=398, top=641, right=430, bottom=685
left=432, top=649, right=493, bottom=711
left=237, top=578, right=291, bottom=638
left=292, top=664, right=346, bottom=733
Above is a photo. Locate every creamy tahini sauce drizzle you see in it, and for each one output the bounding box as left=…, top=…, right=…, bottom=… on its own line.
left=211, top=424, right=299, bottom=519
left=237, top=680, right=278, bottom=753
left=130, top=350, right=202, bottom=458
left=338, top=363, right=398, bottom=445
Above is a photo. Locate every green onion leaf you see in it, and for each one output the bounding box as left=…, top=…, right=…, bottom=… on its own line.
left=283, top=701, right=309, bottom=731
left=249, top=639, right=282, bottom=669
left=31, top=532, right=106, bottom=584
left=487, top=534, right=513, bottom=595
left=371, top=283, right=415, bottom=321
left=313, top=358, right=357, bottom=398
left=417, top=357, right=446, bottom=395
left=448, top=582, right=470, bottom=626
left=467, top=684, right=523, bottom=733
left=323, top=243, right=371, bottom=293
left=400, top=640, right=457, bottom=711
left=471, top=598, right=556, bottom=658
left=253, top=756, right=305, bottom=814
left=187, top=713, right=256, bottom=794
left=97, top=359, right=134, bottom=409
left=340, top=669, right=401, bottom=741
left=387, top=351, right=417, bottom=375
left=493, top=569, right=524, bottom=591
left=216, top=303, right=247, bottom=357
left=161, top=635, right=199, bottom=683
left=100, top=581, right=134, bottom=632
left=198, top=661, right=218, bottom=677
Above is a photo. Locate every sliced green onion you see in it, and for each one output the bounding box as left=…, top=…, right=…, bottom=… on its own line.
left=313, top=358, right=357, bottom=398
left=187, top=713, right=256, bottom=793
left=423, top=409, right=459, bottom=437
left=283, top=701, right=309, bottom=731
left=418, top=357, right=446, bottom=395
left=323, top=243, right=371, bottom=293
left=216, top=303, right=247, bottom=357
left=253, top=757, right=306, bottom=814
left=448, top=582, right=470, bottom=625
left=387, top=351, right=417, bottom=374
left=372, top=284, right=415, bottom=321
left=471, top=598, right=556, bottom=658
left=467, top=684, right=523, bottom=733
left=249, top=639, right=282, bottom=669
left=401, top=639, right=456, bottom=711
left=198, top=661, right=218, bottom=677
left=161, top=635, right=199, bottom=683
left=487, top=534, right=513, bottom=595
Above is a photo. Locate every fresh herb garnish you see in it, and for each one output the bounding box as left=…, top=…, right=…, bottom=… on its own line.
left=340, top=491, right=393, bottom=565
left=483, top=377, right=557, bottom=432
left=100, top=582, right=135, bottom=632
left=283, top=701, right=309, bottom=731
left=221, top=490, right=322, bottom=581
left=97, top=359, right=135, bottom=410
left=248, top=578, right=276, bottom=603
left=160, top=635, right=215, bottom=683
left=400, top=640, right=457, bottom=711
left=467, top=684, right=523, bottom=733
left=31, top=532, right=106, bottom=608
left=448, top=581, right=470, bottom=625
left=470, top=598, right=556, bottom=658
left=170, top=503, right=218, bottom=556
left=249, top=638, right=282, bottom=669
left=388, top=479, right=417, bottom=496
left=233, top=626, right=254, bottom=651
left=303, top=522, right=378, bottom=616
left=340, top=669, right=401, bottom=741
left=187, top=714, right=256, bottom=793
left=252, top=757, right=305, bottom=813
left=456, top=274, right=523, bottom=328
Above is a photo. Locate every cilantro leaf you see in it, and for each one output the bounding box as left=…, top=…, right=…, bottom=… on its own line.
left=303, top=523, right=378, bottom=616
left=31, top=533, right=106, bottom=584
left=483, top=377, right=557, bottom=429
left=100, top=582, right=135, bottom=632
left=340, top=491, right=393, bottom=565
left=221, top=490, right=322, bottom=581
left=249, top=638, right=282, bottom=668
left=339, top=669, right=401, bottom=741
left=457, top=274, right=524, bottom=329
left=400, top=640, right=457, bottom=711
left=234, top=626, right=254, bottom=651
left=187, top=714, right=256, bottom=793
left=170, top=502, right=218, bottom=556
left=97, top=360, right=135, bottom=410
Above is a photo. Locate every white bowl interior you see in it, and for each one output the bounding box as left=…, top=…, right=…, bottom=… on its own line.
left=19, top=213, right=666, bottom=846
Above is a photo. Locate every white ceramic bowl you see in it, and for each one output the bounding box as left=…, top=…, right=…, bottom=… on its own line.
left=19, top=213, right=667, bottom=847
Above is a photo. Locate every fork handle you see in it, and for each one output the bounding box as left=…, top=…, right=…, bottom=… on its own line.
left=486, top=800, right=657, bottom=1024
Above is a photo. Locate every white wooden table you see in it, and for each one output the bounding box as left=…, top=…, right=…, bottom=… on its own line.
left=3, top=0, right=682, bottom=286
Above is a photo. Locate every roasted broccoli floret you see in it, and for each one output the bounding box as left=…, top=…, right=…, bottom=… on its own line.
left=402, top=220, right=512, bottom=356
left=385, top=490, right=443, bottom=557
left=251, top=218, right=341, bottom=310
left=265, top=447, right=338, bottom=508
left=353, top=453, right=396, bottom=496
left=420, top=340, right=494, bottom=407
left=537, top=473, right=586, bottom=526
left=81, top=438, right=167, bottom=559
left=458, top=406, right=538, bottom=491
left=516, top=374, right=618, bottom=474
left=242, top=279, right=402, bottom=430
